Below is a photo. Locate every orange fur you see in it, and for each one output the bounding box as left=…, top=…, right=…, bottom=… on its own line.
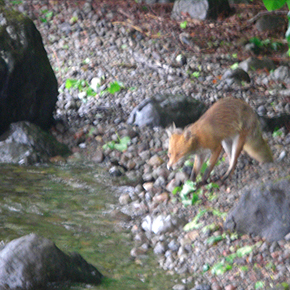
left=167, top=98, right=273, bottom=182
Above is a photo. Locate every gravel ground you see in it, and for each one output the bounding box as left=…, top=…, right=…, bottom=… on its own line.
left=8, top=1, right=290, bottom=289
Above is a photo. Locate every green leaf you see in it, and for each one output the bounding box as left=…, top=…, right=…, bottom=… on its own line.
left=230, top=63, right=239, bottom=70
left=206, top=235, right=223, bottom=245
left=200, top=162, right=208, bottom=174
left=239, top=266, right=249, bottom=272
left=273, top=127, right=283, bottom=137
left=211, top=261, right=232, bottom=275
left=183, top=209, right=206, bottom=231
left=180, top=180, right=196, bottom=195
left=114, top=143, right=128, bottom=152
left=236, top=245, right=253, bottom=257
left=249, top=37, right=262, bottom=47
left=107, top=81, right=123, bottom=94
left=172, top=186, right=182, bottom=195
left=255, top=281, right=264, bottom=289
left=225, top=253, right=237, bottom=263
left=191, top=71, right=200, bottom=78
left=102, top=141, right=115, bottom=150
left=262, top=0, right=286, bottom=11
left=180, top=21, right=187, bottom=29
left=191, top=193, right=199, bottom=204
left=286, top=12, right=290, bottom=45
left=86, top=87, right=97, bottom=97
left=211, top=209, right=227, bottom=218
left=205, top=182, right=219, bottom=190
left=119, top=136, right=131, bottom=145
left=65, top=79, right=77, bottom=89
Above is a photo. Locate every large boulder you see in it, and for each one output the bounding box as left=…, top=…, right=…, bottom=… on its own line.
left=224, top=180, right=290, bottom=242
left=0, top=7, right=58, bottom=135
left=127, top=94, right=207, bottom=128
left=171, top=0, right=232, bottom=20
left=0, top=233, right=103, bottom=289
left=0, top=121, right=70, bottom=164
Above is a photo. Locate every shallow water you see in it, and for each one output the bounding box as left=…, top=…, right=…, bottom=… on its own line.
left=0, top=163, right=181, bottom=290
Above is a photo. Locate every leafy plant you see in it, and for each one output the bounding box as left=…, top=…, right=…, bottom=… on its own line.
left=101, top=81, right=124, bottom=95
left=172, top=161, right=220, bottom=206
left=255, top=281, right=264, bottom=289
left=230, top=62, right=239, bottom=70
left=40, top=9, right=53, bottom=23
left=211, top=261, right=232, bottom=275
left=103, top=136, right=131, bottom=152
left=262, top=0, right=290, bottom=54
left=211, top=245, right=254, bottom=275
left=183, top=209, right=207, bottom=231
left=180, top=21, right=187, bottom=29
left=249, top=37, right=283, bottom=51
left=191, top=71, right=200, bottom=78
left=65, top=78, right=96, bottom=97
left=273, top=127, right=283, bottom=137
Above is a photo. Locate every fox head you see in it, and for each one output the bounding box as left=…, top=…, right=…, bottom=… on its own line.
left=166, top=124, right=198, bottom=170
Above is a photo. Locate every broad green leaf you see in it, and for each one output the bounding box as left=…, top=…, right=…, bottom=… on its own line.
left=119, top=136, right=131, bottom=145
left=114, top=143, right=128, bottom=152
left=262, top=0, right=286, bottom=11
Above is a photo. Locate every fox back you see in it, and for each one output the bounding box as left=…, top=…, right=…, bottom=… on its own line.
left=167, top=98, right=273, bottom=182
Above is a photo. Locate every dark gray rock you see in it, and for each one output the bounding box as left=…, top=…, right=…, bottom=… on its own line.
left=222, top=68, right=251, bottom=85
left=259, top=114, right=290, bottom=133
left=0, top=7, right=58, bottom=135
left=255, top=15, right=285, bottom=32
left=127, top=95, right=207, bottom=128
left=239, top=57, right=275, bottom=72
left=0, top=233, right=102, bottom=289
left=172, top=0, right=231, bottom=20
left=0, top=121, right=70, bottom=164
left=224, top=180, right=290, bottom=242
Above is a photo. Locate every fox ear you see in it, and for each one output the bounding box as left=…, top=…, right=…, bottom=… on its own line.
left=166, top=122, right=176, bottom=137
left=184, top=129, right=196, bottom=142
left=183, top=129, right=191, bottom=141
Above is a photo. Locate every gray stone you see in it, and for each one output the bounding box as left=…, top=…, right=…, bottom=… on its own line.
left=0, top=121, right=70, bottom=164
left=272, top=66, right=290, bottom=83
left=239, top=57, right=275, bottom=72
left=172, top=0, right=231, bottom=20
left=127, top=95, right=206, bottom=128
left=222, top=68, right=251, bottom=85
left=256, top=15, right=285, bottom=32
left=0, top=8, right=58, bottom=134
left=0, top=234, right=102, bottom=289
left=224, top=180, right=290, bottom=242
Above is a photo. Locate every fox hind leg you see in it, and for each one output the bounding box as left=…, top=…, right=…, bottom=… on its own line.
left=222, top=133, right=246, bottom=181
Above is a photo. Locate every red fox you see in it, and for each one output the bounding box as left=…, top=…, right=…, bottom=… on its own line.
left=167, top=98, right=273, bottom=182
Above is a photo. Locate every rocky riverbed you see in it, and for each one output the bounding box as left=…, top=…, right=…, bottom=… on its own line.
left=9, top=1, right=290, bottom=289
